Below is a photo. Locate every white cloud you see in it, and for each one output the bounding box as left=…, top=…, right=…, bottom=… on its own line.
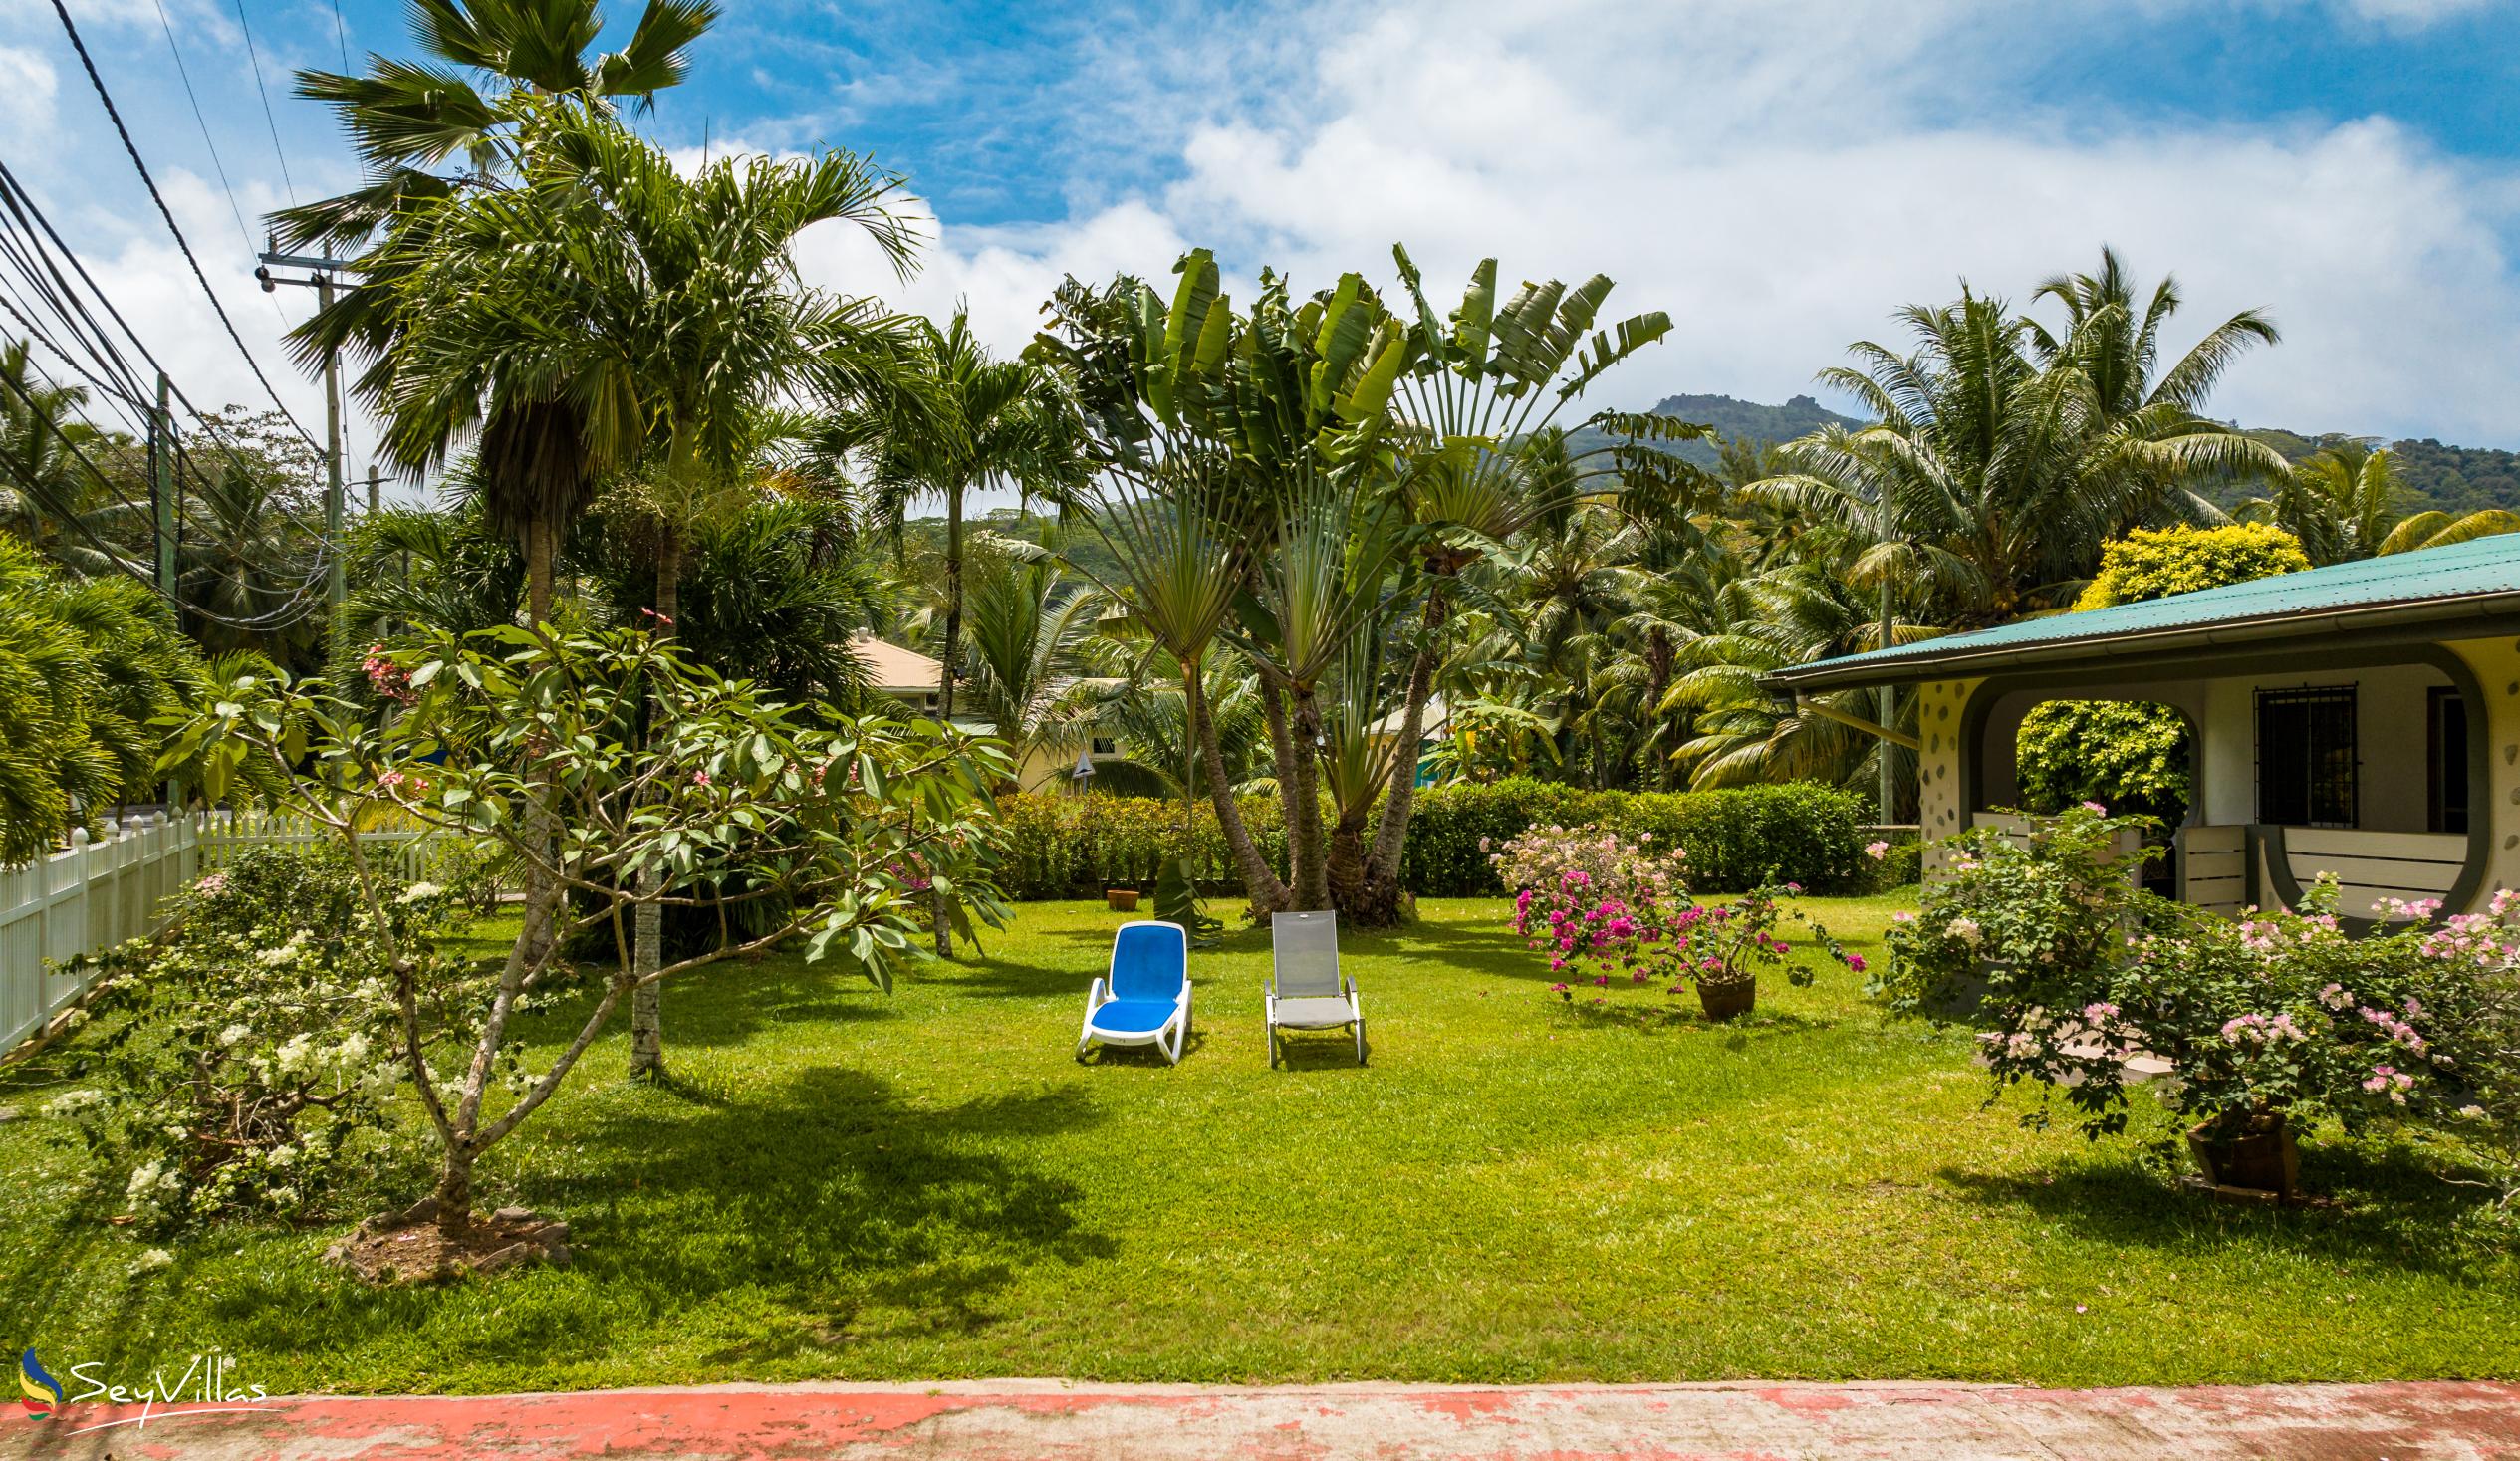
left=816, top=0, right=2520, bottom=450
left=0, top=44, right=56, bottom=139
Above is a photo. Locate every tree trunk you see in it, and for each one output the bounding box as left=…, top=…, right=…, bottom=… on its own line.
left=931, top=486, right=964, bottom=958
left=432, top=1143, right=477, bottom=1242
left=1287, top=680, right=1330, bottom=910
left=1348, top=593, right=1447, bottom=924
left=1190, top=665, right=1288, bottom=916
left=629, top=527, right=681, bottom=1081
left=1257, top=675, right=1308, bottom=902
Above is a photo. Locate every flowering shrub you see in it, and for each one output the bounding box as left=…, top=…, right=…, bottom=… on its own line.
left=1883, top=807, right=2510, bottom=1169
left=1875, top=805, right=2156, bottom=1027
left=1489, top=824, right=1858, bottom=1007
left=46, top=848, right=468, bottom=1232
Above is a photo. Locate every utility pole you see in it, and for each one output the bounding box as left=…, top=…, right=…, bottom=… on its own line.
left=1878, top=493, right=1896, bottom=827
left=151, top=370, right=175, bottom=594
left=256, top=242, right=356, bottom=611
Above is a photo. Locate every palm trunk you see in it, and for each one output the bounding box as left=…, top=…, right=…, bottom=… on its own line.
left=1190, top=666, right=1289, bottom=916
left=1257, top=675, right=1308, bottom=902
left=1352, top=593, right=1447, bottom=924
left=931, top=489, right=963, bottom=958
left=628, top=526, right=681, bottom=1082
left=1287, top=680, right=1330, bottom=910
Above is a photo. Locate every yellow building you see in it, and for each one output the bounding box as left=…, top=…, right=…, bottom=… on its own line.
left=848, top=636, right=1128, bottom=793
left=1763, top=538, right=2520, bottom=933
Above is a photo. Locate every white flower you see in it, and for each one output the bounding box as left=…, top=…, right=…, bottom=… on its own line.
left=132, top=1248, right=174, bottom=1273
left=397, top=881, right=443, bottom=905
left=218, top=1023, right=252, bottom=1047
left=43, top=1089, right=104, bottom=1118
left=1947, top=916, right=1983, bottom=947
left=2458, top=1104, right=2488, bottom=1121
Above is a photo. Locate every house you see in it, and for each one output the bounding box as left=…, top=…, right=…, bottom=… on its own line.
left=1763, top=536, right=2520, bottom=931
left=1367, top=695, right=1448, bottom=788
left=845, top=636, right=1128, bottom=793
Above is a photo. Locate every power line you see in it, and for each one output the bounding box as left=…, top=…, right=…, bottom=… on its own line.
left=0, top=163, right=337, bottom=538
left=152, top=0, right=283, bottom=326
left=44, top=0, right=324, bottom=453
left=0, top=358, right=335, bottom=629
left=329, top=0, right=351, bottom=71
left=231, top=0, right=298, bottom=207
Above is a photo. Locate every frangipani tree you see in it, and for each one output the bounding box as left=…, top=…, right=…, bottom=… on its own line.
left=166, top=623, right=1009, bottom=1250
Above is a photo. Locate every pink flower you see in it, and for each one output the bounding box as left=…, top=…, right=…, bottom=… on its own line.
left=1845, top=954, right=1867, bottom=973
left=1865, top=841, right=1890, bottom=860
left=640, top=607, right=677, bottom=628
left=2080, top=801, right=2108, bottom=815
left=691, top=770, right=712, bottom=786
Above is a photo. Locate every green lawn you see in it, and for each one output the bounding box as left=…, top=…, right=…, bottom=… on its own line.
left=3, top=894, right=2514, bottom=1393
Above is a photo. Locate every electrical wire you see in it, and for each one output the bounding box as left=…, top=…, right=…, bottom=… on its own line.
left=329, top=0, right=351, bottom=71
left=1, top=361, right=336, bottom=629
left=151, top=0, right=285, bottom=326
left=44, top=0, right=325, bottom=453
left=231, top=0, right=298, bottom=207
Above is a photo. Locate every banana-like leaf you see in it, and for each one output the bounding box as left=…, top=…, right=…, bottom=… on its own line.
left=1451, top=258, right=1498, bottom=378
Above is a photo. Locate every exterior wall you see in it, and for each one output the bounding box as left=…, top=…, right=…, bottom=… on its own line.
left=2195, top=661, right=2451, bottom=833
left=1912, top=676, right=1980, bottom=880
left=2446, top=634, right=2520, bottom=900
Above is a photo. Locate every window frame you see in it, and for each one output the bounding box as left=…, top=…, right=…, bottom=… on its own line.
left=2255, top=684, right=2358, bottom=830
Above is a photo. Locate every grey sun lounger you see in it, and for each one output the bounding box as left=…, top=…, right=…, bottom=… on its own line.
left=1265, top=910, right=1365, bottom=1067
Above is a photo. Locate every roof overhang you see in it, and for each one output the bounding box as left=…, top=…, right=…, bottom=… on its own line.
left=1761, top=590, right=2520, bottom=694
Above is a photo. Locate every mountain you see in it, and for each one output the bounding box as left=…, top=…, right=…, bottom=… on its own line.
left=2237, top=428, right=2520, bottom=516
left=1609, top=393, right=2520, bottom=516
left=1568, top=392, right=1863, bottom=470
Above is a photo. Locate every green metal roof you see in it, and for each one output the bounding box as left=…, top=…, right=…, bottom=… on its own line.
left=1765, top=532, right=2520, bottom=692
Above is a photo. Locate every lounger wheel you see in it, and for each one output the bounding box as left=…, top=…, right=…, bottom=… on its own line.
left=1356, top=1021, right=1367, bottom=1066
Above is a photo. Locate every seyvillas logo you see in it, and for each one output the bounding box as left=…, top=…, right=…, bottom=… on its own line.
left=8, top=1348, right=269, bottom=1435
left=17, top=1350, right=62, bottom=1420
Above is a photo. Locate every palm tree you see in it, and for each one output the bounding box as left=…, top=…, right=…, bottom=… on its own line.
left=283, top=0, right=719, bottom=628
left=2241, top=438, right=2520, bottom=564
left=814, top=312, right=1081, bottom=719
left=415, top=106, right=926, bottom=1076
left=0, top=340, right=139, bottom=578
left=955, top=537, right=1103, bottom=789
left=170, top=455, right=324, bottom=668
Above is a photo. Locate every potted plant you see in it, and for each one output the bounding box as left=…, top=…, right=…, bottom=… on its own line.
left=1105, top=886, right=1139, bottom=912
left=1670, top=882, right=1856, bottom=1021
left=1487, top=826, right=1857, bottom=1019
left=1887, top=808, right=2480, bottom=1201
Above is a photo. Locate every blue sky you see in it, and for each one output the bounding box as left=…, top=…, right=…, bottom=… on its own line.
left=2, top=0, right=2516, bottom=472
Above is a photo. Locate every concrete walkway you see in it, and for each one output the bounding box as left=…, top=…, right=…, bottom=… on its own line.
left=7, top=1379, right=2517, bottom=1459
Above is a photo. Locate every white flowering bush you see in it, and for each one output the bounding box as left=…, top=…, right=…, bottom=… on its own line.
left=47, top=847, right=467, bottom=1232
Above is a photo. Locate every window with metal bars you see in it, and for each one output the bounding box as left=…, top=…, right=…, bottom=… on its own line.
left=2256, top=686, right=2357, bottom=828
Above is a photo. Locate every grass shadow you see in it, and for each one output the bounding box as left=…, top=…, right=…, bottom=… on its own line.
left=1932, top=1134, right=2495, bottom=1278
left=191, top=1064, right=1115, bottom=1366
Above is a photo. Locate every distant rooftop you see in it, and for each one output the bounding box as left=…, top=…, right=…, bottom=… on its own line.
left=849, top=635, right=942, bottom=694
left=1767, top=534, right=2520, bottom=692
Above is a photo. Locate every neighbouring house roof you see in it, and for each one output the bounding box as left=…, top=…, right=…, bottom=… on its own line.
left=1368, top=694, right=1448, bottom=740
left=849, top=635, right=943, bottom=694
left=1765, top=533, right=2520, bottom=693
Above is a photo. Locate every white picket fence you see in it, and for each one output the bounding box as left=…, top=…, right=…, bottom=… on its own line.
left=0, top=810, right=436, bottom=1055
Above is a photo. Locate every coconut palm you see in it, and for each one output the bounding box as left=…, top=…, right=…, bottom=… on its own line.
left=2241, top=439, right=2520, bottom=565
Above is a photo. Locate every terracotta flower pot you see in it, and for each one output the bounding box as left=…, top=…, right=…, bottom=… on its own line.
left=2187, top=1112, right=2299, bottom=1197
left=1697, top=977, right=1756, bottom=1021
left=1106, top=888, right=1139, bottom=912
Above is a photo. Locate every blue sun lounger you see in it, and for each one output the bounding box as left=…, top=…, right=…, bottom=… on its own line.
left=1077, top=920, right=1192, bottom=1065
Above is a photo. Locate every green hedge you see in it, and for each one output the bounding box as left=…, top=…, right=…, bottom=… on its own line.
left=995, top=780, right=1874, bottom=901
left=993, top=794, right=1289, bottom=901
left=1398, top=779, right=1876, bottom=896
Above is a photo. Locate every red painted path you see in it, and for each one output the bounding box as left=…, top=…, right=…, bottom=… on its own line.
left=6, top=1379, right=2518, bottom=1460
